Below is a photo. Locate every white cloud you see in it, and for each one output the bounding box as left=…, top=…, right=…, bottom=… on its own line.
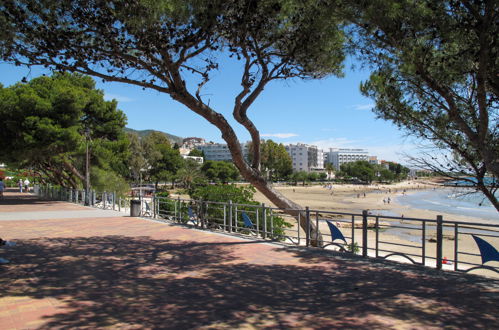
left=104, top=93, right=134, bottom=103
left=261, top=133, right=298, bottom=139
left=352, top=103, right=374, bottom=111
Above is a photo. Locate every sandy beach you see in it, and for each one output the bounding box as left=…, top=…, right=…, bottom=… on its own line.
left=170, top=179, right=498, bottom=277
left=249, top=179, right=499, bottom=277
left=252, top=179, right=493, bottom=222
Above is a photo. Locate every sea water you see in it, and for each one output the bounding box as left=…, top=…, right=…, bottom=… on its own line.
left=396, top=188, right=499, bottom=222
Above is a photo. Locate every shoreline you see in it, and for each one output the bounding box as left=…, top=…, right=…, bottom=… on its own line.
left=253, top=180, right=498, bottom=277
left=172, top=180, right=498, bottom=276
left=252, top=180, right=498, bottom=224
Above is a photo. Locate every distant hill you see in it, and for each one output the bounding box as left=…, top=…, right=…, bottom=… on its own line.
left=124, top=128, right=184, bottom=145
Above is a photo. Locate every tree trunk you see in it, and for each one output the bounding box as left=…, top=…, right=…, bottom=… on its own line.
left=172, top=91, right=324, bottom=247
left=477, top=181, right=499, bottom=212
left=244, top=173, right=325, bottom=247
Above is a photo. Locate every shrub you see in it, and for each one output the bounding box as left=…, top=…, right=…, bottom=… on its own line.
left=188, top=184, right=292, bottom=239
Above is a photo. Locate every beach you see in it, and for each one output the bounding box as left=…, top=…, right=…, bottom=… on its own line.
left=252, top=179, right=498, bottom=223
left=170, top=179, right=498, bottom=276
left=250, top=180, right=499, bottom=277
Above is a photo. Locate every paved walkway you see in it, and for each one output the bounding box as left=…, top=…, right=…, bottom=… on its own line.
left=0, top=188, right=498, bottom=329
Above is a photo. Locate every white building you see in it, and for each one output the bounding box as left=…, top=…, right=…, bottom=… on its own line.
left=197, top=143, right=232, bottom=161
left=324, top=148, right=369, bottom=170
left=368, top=156, right=380, bottom=166
left=285, top=143, right=324, bottom=172
left=197, top=142, right=250, bottom=162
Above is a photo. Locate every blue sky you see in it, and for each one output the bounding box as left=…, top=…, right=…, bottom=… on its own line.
left=0, top=57, right=421, bottom=164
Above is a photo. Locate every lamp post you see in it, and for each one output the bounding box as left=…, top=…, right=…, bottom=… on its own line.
left=85, top=127, right=91, bottom=206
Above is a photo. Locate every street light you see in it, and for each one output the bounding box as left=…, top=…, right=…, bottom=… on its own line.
left=85, top=127, right=91, bottom=206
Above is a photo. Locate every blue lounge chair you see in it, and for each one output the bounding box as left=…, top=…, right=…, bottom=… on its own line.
left=472, top=235, right=499, bottom=264
left=241, top=212, right=257, bottom=235
left=325, top=220, right=347, bottom=251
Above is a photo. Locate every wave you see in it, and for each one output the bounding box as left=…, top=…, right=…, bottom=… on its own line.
left=398, top=189, right=498, bottom=221
left=422, top=199, right=450, bottom=207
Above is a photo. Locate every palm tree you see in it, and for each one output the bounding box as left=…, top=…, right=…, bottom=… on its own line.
left=177, top=159, right=203, bottom=190
left=325, top=163, right=335, bottom=180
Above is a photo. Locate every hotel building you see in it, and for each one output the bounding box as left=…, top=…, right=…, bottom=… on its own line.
left=324, top=148, right=369, bottom=170
left=285, top=143, right=324, bottom=172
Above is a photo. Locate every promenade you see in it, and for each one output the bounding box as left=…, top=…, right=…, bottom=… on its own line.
left=1, top=188, right=498, bottom=329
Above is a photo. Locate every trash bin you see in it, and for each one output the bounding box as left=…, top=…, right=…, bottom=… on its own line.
left=130, top=199, right=141, bottom=217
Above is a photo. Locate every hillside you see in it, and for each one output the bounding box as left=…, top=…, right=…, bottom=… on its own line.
left=124, top=128, right=184, bottom=145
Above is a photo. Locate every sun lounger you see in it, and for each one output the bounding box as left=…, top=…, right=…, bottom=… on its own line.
left=241, top=212, right=257, bottom=235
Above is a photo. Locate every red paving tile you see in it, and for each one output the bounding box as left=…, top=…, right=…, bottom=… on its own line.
left=0, top=190, right=498, bottom=329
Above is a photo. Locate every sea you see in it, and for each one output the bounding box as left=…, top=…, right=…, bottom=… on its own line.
left=395, top=188, right=499, bottom=222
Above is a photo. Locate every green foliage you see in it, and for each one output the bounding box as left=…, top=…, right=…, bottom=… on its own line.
left=90, top=167, right=130, bottom=196
left=124, top=127, right=183, bottom=145
left=325, top=163, right=335, bottom=177
left=248, top=139, right=293, bottom=181
left=126, top=131, right=184, bottom=187
left=188, top=149, right=204, bottom=158
left=0, top=0, right=346, bottom=210
left=307, top=172, right=319, bottom=181
left=127, top=132, right=147, bottom=182
left=201, top=161, right=240, bottom=184
left=188, top=183, right=292, bottom=239
left=0, top=72, right=128, bottom=189
left=190, top=184, right=256, bottom=204
left=378, top=168, right=395, bottom=182
left=346, top=242, right=360, bottom=254
left=339, top=160, right=409, bottom=183
left=176, top=159, right=206, bottom=190
left=155, top=191, right=170, bottom=198
left=340, top=161, right=374, bottom=183
left=143, top=131, right=184, bottom=186
left=291, top=171, right=308, bottom=186
left=346, top=0, right=498, bottom=209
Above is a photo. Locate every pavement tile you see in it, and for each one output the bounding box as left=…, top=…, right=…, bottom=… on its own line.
left=0, top=189, right=498, bottom=329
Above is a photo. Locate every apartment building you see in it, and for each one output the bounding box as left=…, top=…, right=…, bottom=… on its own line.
left=197, top=143, right=232, bottom=161
left=197, top=142, right=250, bottom=162
left=285, top=143, right=324, bottom=172
left=324, top=148, right=369, bottom=170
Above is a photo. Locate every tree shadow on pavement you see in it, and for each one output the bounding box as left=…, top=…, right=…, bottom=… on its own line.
left=1, top=236, right=498, bottom=329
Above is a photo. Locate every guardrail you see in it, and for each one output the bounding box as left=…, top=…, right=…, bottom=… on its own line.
left=35, top=185, right=499, bottom=276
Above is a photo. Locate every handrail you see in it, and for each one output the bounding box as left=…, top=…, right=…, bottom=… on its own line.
left=35, top=184, right=499, bottom=277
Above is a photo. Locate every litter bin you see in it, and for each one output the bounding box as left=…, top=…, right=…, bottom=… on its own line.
left=130, top=199, right=141, bottom=217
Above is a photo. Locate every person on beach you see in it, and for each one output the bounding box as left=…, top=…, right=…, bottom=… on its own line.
left=23, top=178, right=30, bottom=192
left=18, top=179, right=23, bottom=193
left=0, top=178, right=4, bottom=198
left=387, top=197, right=391, bottom=204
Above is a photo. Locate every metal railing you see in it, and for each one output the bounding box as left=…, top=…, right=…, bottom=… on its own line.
left=35, top=185, right=499, bottom=276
